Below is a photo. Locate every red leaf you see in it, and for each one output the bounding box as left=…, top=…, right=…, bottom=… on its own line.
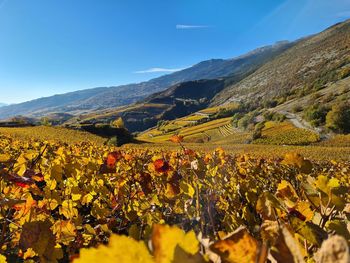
left=2, top=172, right=34, bottom=187
left=184, top=148, right=196, bottom=156
left=106, top=151, right=122, bottom=168
left=15, top=182, right=30, bottom=188
left=153, top=159, right=170, bottom=173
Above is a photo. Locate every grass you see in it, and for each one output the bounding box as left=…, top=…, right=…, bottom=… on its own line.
left=0, top=126, right=106, bottom=145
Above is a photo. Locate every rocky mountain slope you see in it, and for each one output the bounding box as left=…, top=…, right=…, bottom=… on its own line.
left=212, top=19, right=350, bottom=106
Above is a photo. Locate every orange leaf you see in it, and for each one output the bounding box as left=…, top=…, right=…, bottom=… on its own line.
left=153, top=159, right=170, bottom=173
left=106, top=151, right=122, bottom=168
left=210, top=227, right=259, bottom=263
left=170, top=135, right=184, bottom=143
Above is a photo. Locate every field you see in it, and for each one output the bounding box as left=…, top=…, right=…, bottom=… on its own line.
left=315, top=134, right=350, bottom=147
left=0, top=126, right=106, bottom=145
left=138, top=117, right=234, bottom=143
left=0, top=126, right=349, bottom=262
left=254, top=121, right=320, bottom=145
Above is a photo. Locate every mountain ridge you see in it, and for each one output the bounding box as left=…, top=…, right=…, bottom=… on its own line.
left=0, top=41, right=294, bottom=119
left=212, top=19, right=350, bottom=106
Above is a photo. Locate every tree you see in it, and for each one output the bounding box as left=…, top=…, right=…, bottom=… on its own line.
left=303, top=104, right=328, bottom=127
left=326, top=103, right=350, bottom=133
left=111, top=117, right=125, bottom=128
left=40, top=117, right=52, bottom=126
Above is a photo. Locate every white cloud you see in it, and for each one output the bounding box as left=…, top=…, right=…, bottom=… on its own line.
left=336, top=10, right=350, bottom=18
left=176, top=24, right=210, bottom=29
left=133, top=67, right=186, bottom=74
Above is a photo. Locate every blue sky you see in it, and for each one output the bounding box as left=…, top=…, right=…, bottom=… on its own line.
left=0, top=0, right=350, bottom=104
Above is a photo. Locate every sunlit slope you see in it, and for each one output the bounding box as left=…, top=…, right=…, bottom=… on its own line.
left=213, top=19, right=350, bottom=106
left=0, top=126, right=106, bottom=145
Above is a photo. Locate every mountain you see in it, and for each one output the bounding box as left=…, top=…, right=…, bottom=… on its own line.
left=212, top=19, right=350, bottom=107
left=0, top=41, right=294, bottom=120
left=119, top=19, right=350, bottom=134
left=0, top=103, right=8, bottom=107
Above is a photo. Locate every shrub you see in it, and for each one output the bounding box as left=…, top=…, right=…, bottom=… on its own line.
left=303, top=105, right=329, bottom=127
left=111, top=117, right=125, bottom=128
left=326, top=103, right=350, bottom=133
left=292, top=105, right=303, bottom=113
left=263, top=99, right=278, bottom=108
left=231, top=113, right=244, bottom=127
left=263, top=112, right=285, bottom=122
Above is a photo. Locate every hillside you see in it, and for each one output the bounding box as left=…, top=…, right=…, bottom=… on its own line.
left=65, top=79, right=226, bottom=132
left=0, top=41, right=294, bottom=120
left=213, top=19, right=350, bottom=107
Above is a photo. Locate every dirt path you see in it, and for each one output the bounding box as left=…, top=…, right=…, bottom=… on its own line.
left=277, top=110, right=328, bottom=138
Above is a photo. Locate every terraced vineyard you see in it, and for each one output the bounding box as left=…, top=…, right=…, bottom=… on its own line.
left=218, top=123, right=235, bottom=137
left=138, top=117, right=233, bottom=143
left=254, top=121, right=320, bottom=145
left=0, top=126, right=106, bottom=145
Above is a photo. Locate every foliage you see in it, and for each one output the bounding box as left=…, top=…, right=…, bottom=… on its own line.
left=263, top=111, right=286, bottom=122
left=0, top=133, right=349, bottom=262
left=110, top=117, right=125, bottom=129
left=326, top=102, right=350, bottom=134
left=303, top=104, right=329, bottom=127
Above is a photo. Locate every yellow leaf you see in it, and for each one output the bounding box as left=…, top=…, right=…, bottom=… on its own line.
left=282, top=153, right=312, bottom=174
left=72, top=193, right=82, bottom=201
left=165, top=182, right=180, bottom=199
left=289, top=217, right=327, bottom=247
left=82, top=193, right=94, bottom=205
left=152, top=224, right=201, bottom=263
left=53, top=220, right=77, bottom=244
left=59, top=200, right=78, bottom=219
left=327, top=178, right=340, bottom=189
left=294, top=201, right=314, bottom=222
left=180, top=182, right=195, bottom=198
left=85, top=224, right=96, bottom=235
left=276, top=180, right=299, bottom=207
left=48, top=198, right=59, bottom=210
left=23, top=248, right=37, bottom=259
left=210, top=226, right=258, bottom=263
left=0, top=254, right=6, bottom=263
left=74, top=235, right=153, bottom=263
left=0, top=154, right=11, bottom=163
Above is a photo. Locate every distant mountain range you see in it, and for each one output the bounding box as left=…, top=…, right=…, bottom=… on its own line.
left=0, top=103, right=8, bottom=107
left=1, top=18, right=349, bottom=132
left=0, top=41, right=294, bottom=119
left=67, top=19, right=350, bottom=133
